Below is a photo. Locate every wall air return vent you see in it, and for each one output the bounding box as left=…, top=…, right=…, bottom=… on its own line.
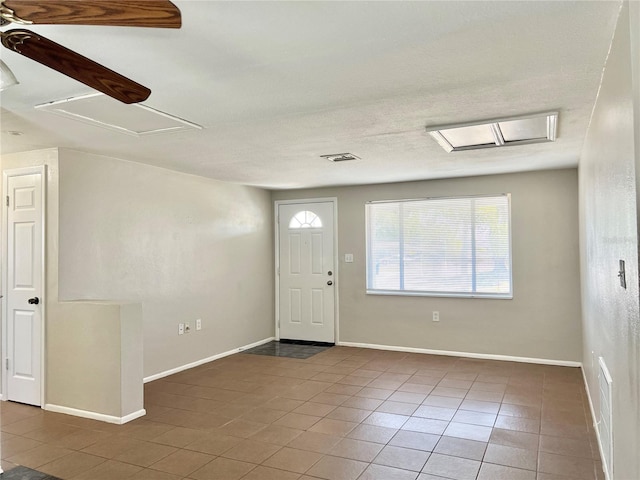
left=426, top=112, right=557, bottom=152
left=598, top=357, right=613, bottom=480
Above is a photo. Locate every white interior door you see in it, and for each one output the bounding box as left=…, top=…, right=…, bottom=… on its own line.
left=278, top=201, right=335, bottom=343
left=4, top=168, right=44, bottom=406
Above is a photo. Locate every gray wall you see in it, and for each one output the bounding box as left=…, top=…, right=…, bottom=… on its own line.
left=57, top=150, right=275, bottom=378
left=579, top=2, right=640, bottom=479
left=273, top=168, right=583, bottom=362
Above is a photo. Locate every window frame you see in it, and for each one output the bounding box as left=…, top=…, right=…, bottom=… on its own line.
left=365, top=193, right=513, bottom=299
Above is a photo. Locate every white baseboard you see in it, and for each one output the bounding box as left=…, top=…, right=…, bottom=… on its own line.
left=0, top=394, right=3, bottom=400
left=581, top=366, right=610, bottom=480
left=337, top=341, right=582, bottom=367
left=144, top=336, right=276, bottom=383
left=44, top=404, right=146, bottom=425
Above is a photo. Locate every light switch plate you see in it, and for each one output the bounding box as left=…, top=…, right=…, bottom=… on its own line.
left=618, top=259, right=626, bottom=289
left=345, top=253, right=354, bottom=263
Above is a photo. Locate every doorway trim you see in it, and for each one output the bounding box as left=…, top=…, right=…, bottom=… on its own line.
left=274, top=197, right=339, bottom=343
left=2, top=165, right=47, bottom=407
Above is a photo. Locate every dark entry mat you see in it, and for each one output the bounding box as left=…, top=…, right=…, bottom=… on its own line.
left=0, top=466, right=62, bottom=479
left=242, top=340, right=332, bottom=359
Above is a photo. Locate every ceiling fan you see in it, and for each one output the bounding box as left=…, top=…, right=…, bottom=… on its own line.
left=0, top=0, right=181, bottom=103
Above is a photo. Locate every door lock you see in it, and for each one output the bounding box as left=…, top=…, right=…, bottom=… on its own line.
left=28, top=297, right=40, bottom=305
left=327, top=280, right=333, bottom=286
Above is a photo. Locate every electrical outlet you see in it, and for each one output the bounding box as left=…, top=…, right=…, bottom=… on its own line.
left=185, top=322, right=191, bottom=333
left=196, top=318, right=202, bottom=331
left=432, top=311, right=440, bottom=322
left=178, top=323, right=184, bottom=335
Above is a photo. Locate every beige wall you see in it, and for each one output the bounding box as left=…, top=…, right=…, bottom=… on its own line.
left=0, top=149, right=143, bottom=420
left=57, top=149, right=274, bottom=378
left=273, top=168, right=583, bottom=362
left=579, top=3, right=640, bottom=479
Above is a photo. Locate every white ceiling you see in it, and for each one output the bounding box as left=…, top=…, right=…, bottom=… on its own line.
left=0, top=1, right=621, bottom=189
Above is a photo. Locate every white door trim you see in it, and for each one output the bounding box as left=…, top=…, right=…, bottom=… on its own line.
left=274, top=198, right=339, bottom=343
left=2, top=165, right=47, bottom=407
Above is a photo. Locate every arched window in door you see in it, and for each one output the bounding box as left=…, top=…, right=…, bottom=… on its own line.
left=289, top=210, right=322, bottom=229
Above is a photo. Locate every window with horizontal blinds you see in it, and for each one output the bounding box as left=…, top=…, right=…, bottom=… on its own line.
left=366, top=194, right=512, bottom=298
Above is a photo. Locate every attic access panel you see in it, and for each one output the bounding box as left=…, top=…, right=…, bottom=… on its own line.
left=35, top=93, right=202, bottom=136
left=427, top=112, right=558, bottom=152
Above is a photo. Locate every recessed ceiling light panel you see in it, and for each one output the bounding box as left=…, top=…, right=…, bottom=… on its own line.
left=427, top=112, right=558, bottom=152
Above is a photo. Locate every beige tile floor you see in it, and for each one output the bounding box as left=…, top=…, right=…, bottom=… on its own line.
left=0, top=346, right=604, bottom=480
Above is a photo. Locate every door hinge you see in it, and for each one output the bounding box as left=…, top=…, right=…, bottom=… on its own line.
left=5, top=358, right=8, bottom=370
left=5, top=196, right=8, bottom=207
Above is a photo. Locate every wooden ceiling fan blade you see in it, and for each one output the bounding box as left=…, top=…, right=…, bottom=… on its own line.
left=1, top=29, right=151, bottom=104
left=2, top=1, right=181, bottom=28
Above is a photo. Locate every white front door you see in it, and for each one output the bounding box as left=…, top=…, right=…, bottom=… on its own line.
left=278, top=201, right=335, bottom=343
left=3, top=167, right=45, bottom=406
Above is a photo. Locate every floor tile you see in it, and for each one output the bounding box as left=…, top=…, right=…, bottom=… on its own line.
left=422, top=395, right=463, bottom=409
left=113, top=441, right=176, bottom=467
left=347, top=424, right=398, bottom=444
left=72, top=459, right=143, bottom=480
left=422, top=452, right=481, bottom=480
left=451, top=410, right=497, bottom=427
left=190, top=456, right=256, bottom=480
left=274, top=412, right=322, bottom=430
left=248, top=424, right=303, bottom=446
left=288, top=431, right=342, bottom=454
left=412, top=405, right=457, bottom=421
left=130, top=469, right=183, bottom=480
left=220, top=439, right=281, bottom=464
left=489, top=428, right=539, bottom=451
left=293, top=402, right=337, bottom=417
left=494, top=415, right=540, bottom=434
left=38, top=451, right=105, bottom=478
left=538, top=451, right=597, bottom=479
left=373, top=445, right=430, bottom=471
left=306, top=455, right=368, bottom=480
left=7, top=444, right=73, bottom=470
left=328, top=438, right=384, bottom=462
left=363, top=412, right=409, bottom=429
left=402, top=417, right=448, bottom=435
left=433, top=436, right=487, bottom=461
left=359, top=463, right=420, bottom=480
left=309, top=418, right=358, bottom=436
left=263, top=446, right=322, bottom=473
left=0, top=346, right=604, bottom=480
left=477, top=462, right=536, bottom=480
left=484, top=443, right=537, bottom=470
left=539, top=434, right=594, bottom=459
left=148, top=448, right=214, bottom=476
left=241, top=465, right=302, bottom=480
left=389, top=431, right=440, bottom=452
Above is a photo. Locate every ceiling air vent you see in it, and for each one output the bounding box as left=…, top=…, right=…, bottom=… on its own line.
left=426, top=112, right=558, bottom=152
left=321, top=153, right=360, bottom=162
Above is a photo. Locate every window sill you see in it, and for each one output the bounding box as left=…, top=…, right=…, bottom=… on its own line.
left=366, top=289, right=513, bottom=300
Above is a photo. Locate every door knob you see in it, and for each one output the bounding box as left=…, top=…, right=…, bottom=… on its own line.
left=327, top=280, right=333, bottom=286
left=328, top=271, right=333, bottom=276
left=28, top=297, right=40, bottom=305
